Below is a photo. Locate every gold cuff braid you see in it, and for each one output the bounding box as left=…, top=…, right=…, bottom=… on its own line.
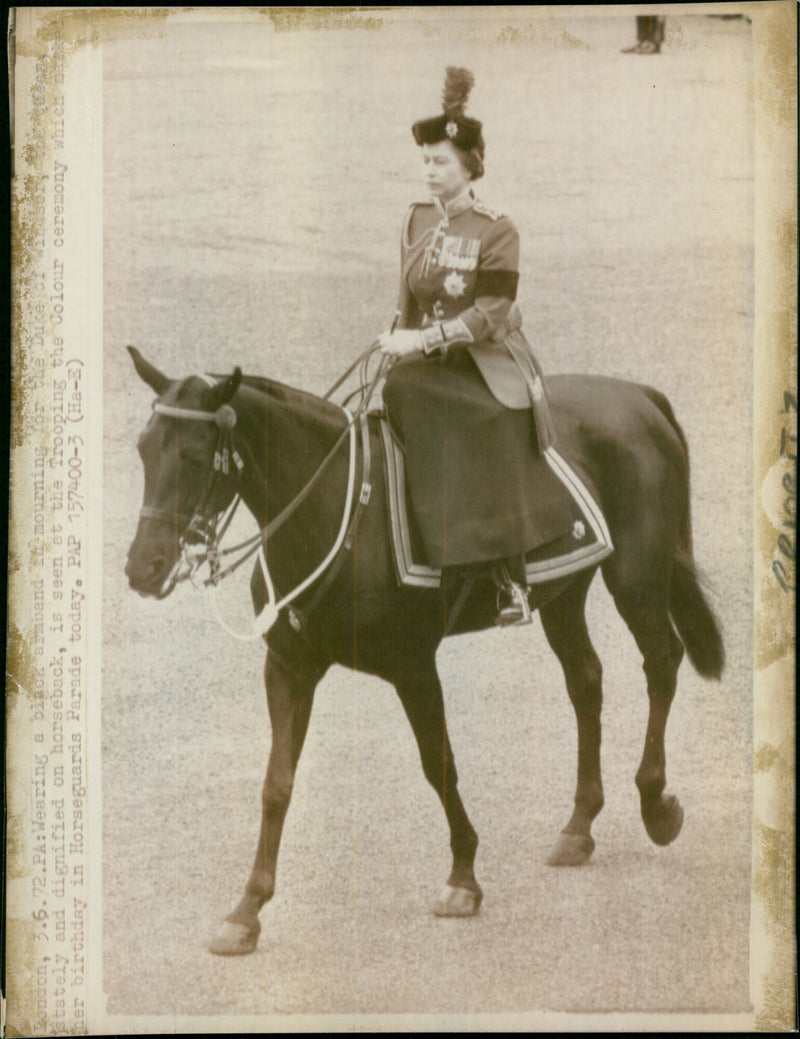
left=420, top=317, right=474, bottom=355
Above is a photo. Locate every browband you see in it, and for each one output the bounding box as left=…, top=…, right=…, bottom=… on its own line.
left=153, top=401, right=237, bottom=428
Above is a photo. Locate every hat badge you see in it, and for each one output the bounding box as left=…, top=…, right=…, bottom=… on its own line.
left=445, top=120, right=459, bottom=139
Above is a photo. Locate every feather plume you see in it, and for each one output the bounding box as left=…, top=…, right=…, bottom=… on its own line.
left=441, top=66, right=475, bottom=119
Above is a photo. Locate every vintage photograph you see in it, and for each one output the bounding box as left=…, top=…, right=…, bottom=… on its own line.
left=8, top=5, right=796, bottom=1033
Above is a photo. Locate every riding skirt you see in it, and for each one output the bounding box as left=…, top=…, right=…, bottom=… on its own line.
left=383, top=347, right=574, bottom=569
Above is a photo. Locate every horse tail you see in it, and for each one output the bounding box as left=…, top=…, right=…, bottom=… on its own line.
left=643, top=386, right=726, bottom=679
left=670, top=551, right=726, bottom=679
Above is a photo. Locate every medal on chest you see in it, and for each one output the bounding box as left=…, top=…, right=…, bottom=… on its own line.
left=443, top=270, right=467, bottom=298
left=437, top=235, right=480, bottom=271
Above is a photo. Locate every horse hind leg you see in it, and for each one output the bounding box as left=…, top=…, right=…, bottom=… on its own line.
left=604, top=553, right=686, bottom=847
left=539, top=570, right=605, bottom=866
left=635, top=623, right=685, bottom=846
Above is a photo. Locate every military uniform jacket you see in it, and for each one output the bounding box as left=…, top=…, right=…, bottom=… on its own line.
left=384, top=190, right=564, bottom=567
left=395, top=189, right=542, bottom=412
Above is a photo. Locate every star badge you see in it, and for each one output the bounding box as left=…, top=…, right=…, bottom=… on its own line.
left=443, top=270, right=467, bottom=298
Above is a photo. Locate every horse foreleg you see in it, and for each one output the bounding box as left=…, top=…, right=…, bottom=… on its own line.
left=539, top=571, right=604, bottom=866
left=394, top=659, right=482, bottom=917
left=209, top=648, right=317, bottom=956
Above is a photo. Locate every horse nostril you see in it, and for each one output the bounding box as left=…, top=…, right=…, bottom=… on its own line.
left=126, top=554, right=168, bottom=588
left=144, top=557, right=168, bottom=586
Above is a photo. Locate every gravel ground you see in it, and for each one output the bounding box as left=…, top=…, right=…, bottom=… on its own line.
left=102, top=12, right=754, bottom=1023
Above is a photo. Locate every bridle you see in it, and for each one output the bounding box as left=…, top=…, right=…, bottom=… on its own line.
left=139, top=399, right=245, bottom=596
left=139, top=345, right=386, bottom=638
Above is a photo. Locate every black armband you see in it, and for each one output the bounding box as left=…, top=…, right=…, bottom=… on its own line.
left=474, top=269, right=519, bottom=301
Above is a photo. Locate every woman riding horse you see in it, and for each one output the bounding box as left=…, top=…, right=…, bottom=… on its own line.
left=379, top=67, right=561, bottom=626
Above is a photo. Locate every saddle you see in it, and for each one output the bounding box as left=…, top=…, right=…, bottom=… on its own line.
left=379, top=415, right=613, bottom=591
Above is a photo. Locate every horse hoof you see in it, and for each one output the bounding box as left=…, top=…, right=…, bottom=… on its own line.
left=434, top=884, right=482, bottom=917
left=546, top=831, right=595, bottom=866
left=208, top=919, right=260, bottom=956
left=643, top=793, right=684, bottom=846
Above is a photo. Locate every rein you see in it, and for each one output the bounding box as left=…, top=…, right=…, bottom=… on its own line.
left=143, top=344, right=387, bottom=640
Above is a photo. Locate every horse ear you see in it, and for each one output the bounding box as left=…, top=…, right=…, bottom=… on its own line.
left=128, top=346, right=171, bottom=396
left=209, top=367, right=242, bottom=408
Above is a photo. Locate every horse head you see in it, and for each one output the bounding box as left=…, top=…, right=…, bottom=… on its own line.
left=125, top=346, right=242, bottom=598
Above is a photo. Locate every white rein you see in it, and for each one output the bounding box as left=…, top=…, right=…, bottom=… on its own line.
left=149, top=348, right=384, bottom=642
left=211, top=406, right=358, bottom=641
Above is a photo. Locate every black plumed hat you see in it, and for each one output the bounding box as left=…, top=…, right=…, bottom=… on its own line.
left=411, top=66, right=484, bottom=156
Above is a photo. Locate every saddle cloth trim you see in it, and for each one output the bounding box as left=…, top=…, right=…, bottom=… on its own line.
left=379, top=416, right=613, bottom=589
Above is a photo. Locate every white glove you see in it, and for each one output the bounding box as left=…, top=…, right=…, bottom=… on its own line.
left=378, top=329, right=423, bottom=358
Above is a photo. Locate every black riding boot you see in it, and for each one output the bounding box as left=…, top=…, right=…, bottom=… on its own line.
left=492, top=555, right=532, bottom=627
left=622, top=15, right=664, bottom=54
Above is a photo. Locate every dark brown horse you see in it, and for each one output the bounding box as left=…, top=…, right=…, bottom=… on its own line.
left=125, top=346, right=724, bottom=956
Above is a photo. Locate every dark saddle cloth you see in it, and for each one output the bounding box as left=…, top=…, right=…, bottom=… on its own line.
left=383, top=349, right=577, bottom=569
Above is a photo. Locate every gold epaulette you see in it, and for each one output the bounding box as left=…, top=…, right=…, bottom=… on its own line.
left=472, top=199, right=504, bottom=221
left=402, top=200, right=433, bottom=231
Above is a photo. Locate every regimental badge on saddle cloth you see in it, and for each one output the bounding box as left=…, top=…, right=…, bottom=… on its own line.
left=437, top=236, right=479, bottom=271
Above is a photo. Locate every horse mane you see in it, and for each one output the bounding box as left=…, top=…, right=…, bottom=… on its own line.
left=209, top=372, right=346, bottom=431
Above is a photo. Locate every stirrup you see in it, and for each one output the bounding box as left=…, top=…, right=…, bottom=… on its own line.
left=495, top=581, right=532, bottom=627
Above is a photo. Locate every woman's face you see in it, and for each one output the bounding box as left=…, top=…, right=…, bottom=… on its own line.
left=421, top=140, right=471, bottom=204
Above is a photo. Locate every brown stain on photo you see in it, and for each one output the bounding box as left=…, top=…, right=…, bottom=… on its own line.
left=266, top=8, right=384, bottom=33
left=14, top=7, right=170, bottom=58
left=6, top=3, right=796, bottom=1030
left=4, top=626, right=38, bottom=1033
left=749, top=0, right=797, bottom=1031
left=752, top=820, right=796, bottom=1030
left=4, top=919, right=38, bottom=1038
